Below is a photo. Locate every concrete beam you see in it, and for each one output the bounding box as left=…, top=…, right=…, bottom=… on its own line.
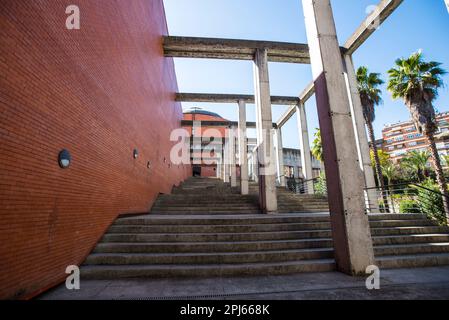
left=181, top=120, right=277, bottom=129
left=276, top=82, right=315, bottom=127
left=344, top=0, right=404, bottom=55
left=176, top=93, right=299, bottom=106
left=296, top=103, right=313, bottom=193
left=163, top=36, right=311, bottom=64
left=277, top=0, right=402, bottom=128
left=302, top=0, right=374, bottom=275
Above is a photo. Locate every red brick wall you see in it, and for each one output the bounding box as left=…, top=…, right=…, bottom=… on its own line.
left=0, top=0, right=190, bottom=299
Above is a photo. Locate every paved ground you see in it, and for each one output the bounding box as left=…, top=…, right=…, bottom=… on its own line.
left=38, top=266, right=449, bottom=300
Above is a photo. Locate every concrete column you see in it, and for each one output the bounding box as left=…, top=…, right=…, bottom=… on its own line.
left=343, top=54, right=378, bottom=211
left=302, top=0, right=374, bottom=275
left=223, top=137, right=230, bottom=183
left=238, top=100, right=249, bottom=195
left=253, top=48, right=278, bottom=213
left=274, top=128, right=285, bottom=187
left=230, top=126, right=238, bottom=188
left=296, top=104, right=314, bottom=194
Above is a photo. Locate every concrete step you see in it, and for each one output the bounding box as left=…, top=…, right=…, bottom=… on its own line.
left=368, top=214, right=427, bottom=221
left=84, top=248, right=334, bottom=265
left=373, top=234, right=449, bottom=246
left=80, top=259, right=336, bottom=279
left=369, top=219, right=438, bottom=228
left=152, top=205, right=260, bottom=210
left=100, top=230, right=333, bottom=243
left=376, top=253, right=449, bottom=269
left=371, top=226, right=449, bottom=237
left=93, top=238, right=334, bottom=254
left=114, top=214, right=333, bottom=226
left=374, top=243, right=449, bottom=256
left=151, top=210, right=262, bottom=215
left=107, top=222, right=334, bottom=234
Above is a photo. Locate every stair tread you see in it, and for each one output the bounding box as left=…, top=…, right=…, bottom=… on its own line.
left=82, top=258, right=336, bottom=270
left=88, top=248, right=334, bottom=257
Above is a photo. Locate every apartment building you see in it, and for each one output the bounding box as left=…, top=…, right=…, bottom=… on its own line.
left=382, top=111, right=449, bottom=163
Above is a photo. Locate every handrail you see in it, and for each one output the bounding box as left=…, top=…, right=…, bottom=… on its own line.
left=365, top=182, right=449, bottom=200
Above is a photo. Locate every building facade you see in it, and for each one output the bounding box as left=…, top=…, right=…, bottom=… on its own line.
left=382, top=112, right=449, bottom=163
left=182, top=107, right=229, bottom=177
left=282, top=148, right=322, bottom=179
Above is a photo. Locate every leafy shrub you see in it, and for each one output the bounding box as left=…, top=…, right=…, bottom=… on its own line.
left=399, top=199, right=418, bottom=213
left=412, top=179, right=446, bottom=225
left=315, top=172, right=327, bottom=196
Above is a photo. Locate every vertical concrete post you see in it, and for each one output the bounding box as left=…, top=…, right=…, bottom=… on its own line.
left=253, top=48, right=278, bottom=213
left=238, top=100, right=249, bottom=195
left=223, top=137, right=230, bottom=183
left=296, top=104, right=314, bottom=194
left=230, top=126, right=238, bottom=188
left=302, top=0, right=374, bottom=275
left=274, top=128, right=285, bottom=187
left=343, top=54, right=378, bottom=211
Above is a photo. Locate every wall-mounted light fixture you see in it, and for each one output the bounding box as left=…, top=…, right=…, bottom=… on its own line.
left=58, top=149, right=71, bottom=169
left=147, top=161, right=151, bottom=169
left=133, top=149, right=139, bottom=159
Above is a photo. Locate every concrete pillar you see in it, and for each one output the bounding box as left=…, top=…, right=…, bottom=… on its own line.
left=343, top=54, right=378, bottom=211
left=253, top=48, right=278, bottom=213
left=230, top=126, right=238, bottom=188
left=274, top=128, right=285, bottom=187
left=296, top=104, right=314, bottom=194
left=238, top=100, right=249, bottom=195
left=223, top=138, right=230, bottom=183
left=302, top=0, right=374, bottom=275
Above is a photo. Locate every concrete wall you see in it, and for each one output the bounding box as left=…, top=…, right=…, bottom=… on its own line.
left=0, top=0, right=190, bottom=299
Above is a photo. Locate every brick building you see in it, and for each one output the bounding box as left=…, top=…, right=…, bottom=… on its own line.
left=182, top=107, right=230, bottom=177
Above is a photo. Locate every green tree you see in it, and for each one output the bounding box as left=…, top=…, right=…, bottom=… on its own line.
left=370, top=149, right=390, bottom=169
left=382, top=161, right=397, bottom=186
left=311, top=128, right=323, bottom=162
left=400, top=150, right=430, bottom=182
left=388, top=50, right=449, bottom=224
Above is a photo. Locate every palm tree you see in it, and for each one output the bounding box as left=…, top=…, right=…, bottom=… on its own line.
left=357, top=66, right=389, bottom=211
left=388, top=51, right=449, bottom=224
left=400, top=150, right=430, bottom=182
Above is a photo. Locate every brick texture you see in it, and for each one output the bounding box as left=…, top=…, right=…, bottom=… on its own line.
left=0, top=0, right=190, bottom=299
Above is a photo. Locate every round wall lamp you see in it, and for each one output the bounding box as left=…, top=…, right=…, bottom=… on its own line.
left=133, top=149, right=139, bottom=159
left=58, top=149, right=71, bottom=169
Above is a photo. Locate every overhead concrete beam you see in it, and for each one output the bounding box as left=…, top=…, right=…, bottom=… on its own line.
left=344, top=0, right=404, bottom=55
left=163, top=36, right=311, bottom=63
left=276, top=82, right=315, bottom=127
left=181, top=120, right=277, bottom=129
left=176, top=93, right=300, bottom=106
left=277, top=0, right=402, bottom=128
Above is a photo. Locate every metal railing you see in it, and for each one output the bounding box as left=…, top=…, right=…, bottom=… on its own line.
left=285, top=177, right=327, bottom=196
left=364, top=182, right=448, bottom=224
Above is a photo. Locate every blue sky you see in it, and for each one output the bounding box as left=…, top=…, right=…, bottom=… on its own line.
left=163, top=0, right=449, bottom=149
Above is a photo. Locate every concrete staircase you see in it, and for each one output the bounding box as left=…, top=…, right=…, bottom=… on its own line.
left=150, top=177, right=260, bottom=215
left=79, top=177, right=449, bottom=279
left=80, top=212, right=449, bottom=279
left=249, top=182, right=330, bottom=213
